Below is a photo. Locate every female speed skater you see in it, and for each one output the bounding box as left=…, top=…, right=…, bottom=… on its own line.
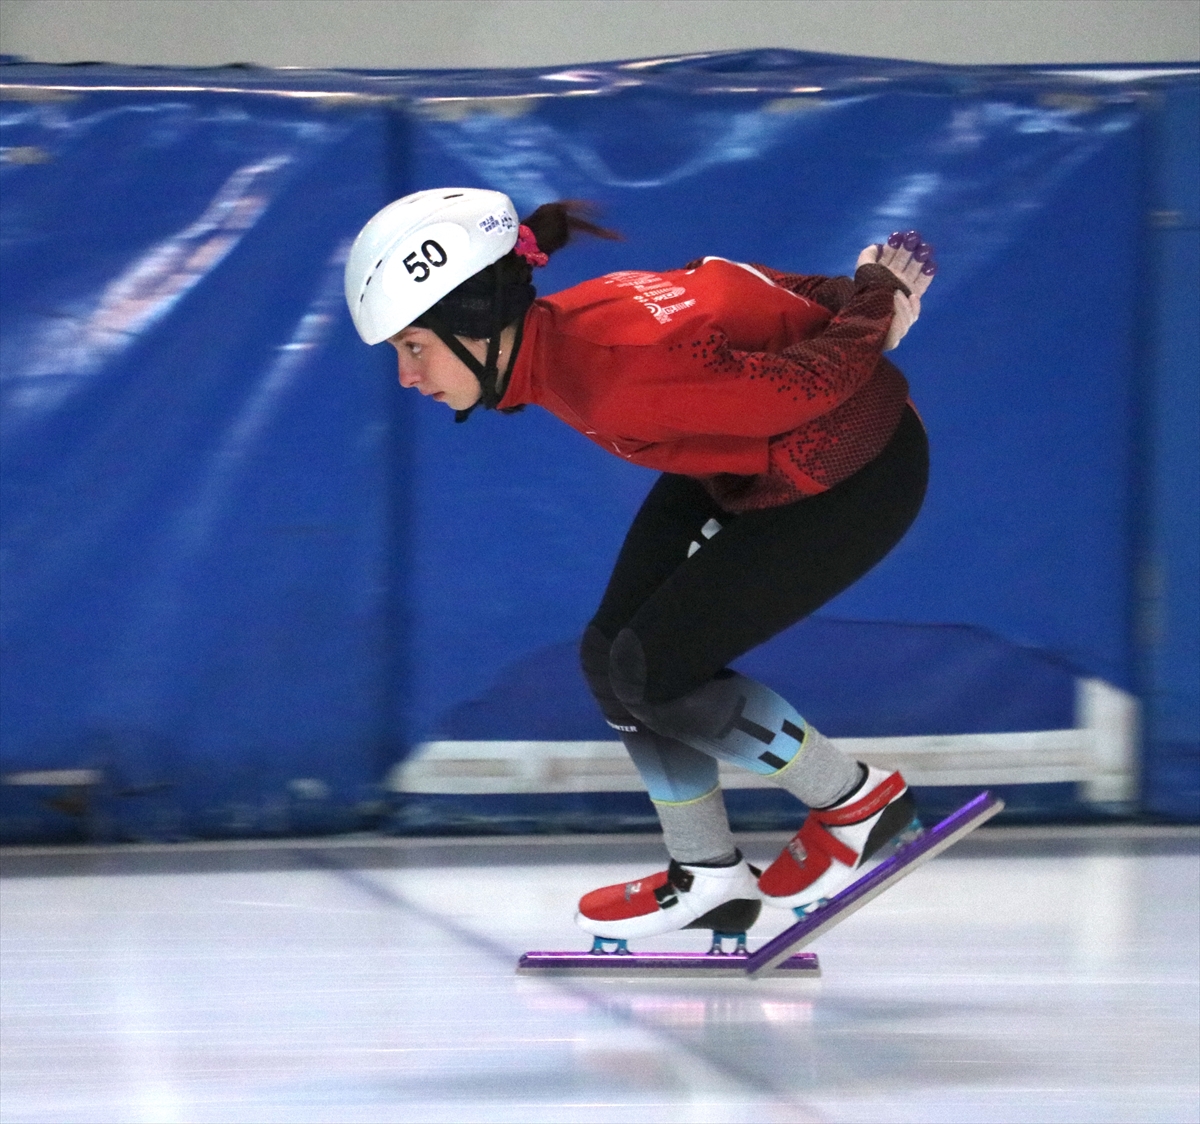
left=344, top=188, right=936, bottom=953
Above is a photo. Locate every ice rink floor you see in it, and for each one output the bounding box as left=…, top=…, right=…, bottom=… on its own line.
left=2, top=824, right=1198, bottom=1124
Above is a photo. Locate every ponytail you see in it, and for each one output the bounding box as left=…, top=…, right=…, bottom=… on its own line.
left=519, top=201, right=621, bottom=260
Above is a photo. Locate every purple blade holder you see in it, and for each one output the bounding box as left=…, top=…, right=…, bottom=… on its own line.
left=744, top=791, right=1005, bottom=974
left=517, top=949, right=820, bottom=977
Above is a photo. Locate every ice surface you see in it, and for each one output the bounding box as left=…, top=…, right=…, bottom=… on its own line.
left=1, top=827, right=1197, bottom=1123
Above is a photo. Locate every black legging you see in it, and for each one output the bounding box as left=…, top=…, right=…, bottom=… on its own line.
left=582, top=406, right=929, bottom=717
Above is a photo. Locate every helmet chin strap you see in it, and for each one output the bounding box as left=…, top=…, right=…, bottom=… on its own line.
left=465, top=310, right=526, bottom=422
left=420, top=274, right=528, bottom=422
left=417, top=264, right=505, bottom=423
left=416, top=261, right=531, bottom=422
left=413, top=319, right=502, bottom=424
left=417, top=317, right=497, bottom=422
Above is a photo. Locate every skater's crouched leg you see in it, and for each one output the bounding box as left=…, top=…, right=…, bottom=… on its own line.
left=608, top=625, right=861, bottom=808
left=608, top=625, right=923, bottom=916
left=582, top=622, right=738, bottom=865
left=577, top=624, right=759, bottom=947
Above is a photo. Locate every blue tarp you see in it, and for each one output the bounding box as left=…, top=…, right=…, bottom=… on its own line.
left=1, top=53, right=1196, bottom=840
left=1142, top=78, right=1200, bottom=819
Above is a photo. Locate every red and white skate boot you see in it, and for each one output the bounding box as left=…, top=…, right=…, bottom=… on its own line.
left=576, top=855, right=762, bottom=954
left=758, top=765, right=923, bottom=917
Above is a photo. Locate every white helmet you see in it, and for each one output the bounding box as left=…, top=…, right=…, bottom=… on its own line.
left=344, top=188, right=520, bottom=345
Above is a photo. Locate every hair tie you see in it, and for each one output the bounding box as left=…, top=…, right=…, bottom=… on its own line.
left=514, top=224, right=549, bottom=267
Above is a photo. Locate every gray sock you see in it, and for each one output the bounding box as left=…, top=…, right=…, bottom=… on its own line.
left=770, top=724, right=863, bottom=809
left=653, top=787, right=737, bottom=865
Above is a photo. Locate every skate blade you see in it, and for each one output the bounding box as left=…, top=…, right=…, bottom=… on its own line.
left=745, top=790, right=1005, bottom=975
left=517, top=950, right=820, bottom=978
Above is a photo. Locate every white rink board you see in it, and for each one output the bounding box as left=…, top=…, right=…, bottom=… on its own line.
left=392, top=678, right=1138, bottom=806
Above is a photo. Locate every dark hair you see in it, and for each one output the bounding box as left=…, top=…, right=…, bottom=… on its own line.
left=519, top=200, right=622, bottom=259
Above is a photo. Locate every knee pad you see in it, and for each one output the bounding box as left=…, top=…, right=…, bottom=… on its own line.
left=580, top=624, right=642, bottom=732
left=609, top=627, right=650, bottom=710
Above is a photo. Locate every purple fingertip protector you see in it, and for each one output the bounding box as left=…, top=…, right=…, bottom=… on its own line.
left=921, top=261, right=938, bottom=276
left=902, top=231, right=922, bottom=251
left=887, top=231, right=906, bottom=248
left=913, top=243, right=934, bottom=262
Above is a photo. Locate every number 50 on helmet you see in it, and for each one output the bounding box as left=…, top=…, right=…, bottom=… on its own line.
left=344, top=188, right=520, bottom=345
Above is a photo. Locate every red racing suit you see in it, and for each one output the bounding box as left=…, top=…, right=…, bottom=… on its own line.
left=498, top=257, right=912, bottom=512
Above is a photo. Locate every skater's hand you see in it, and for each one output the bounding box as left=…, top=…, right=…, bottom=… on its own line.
left=857, top=230, right=937, bottom=350
left=883, top=290, right=921, bottom=351
left=856, top=231, right=937, bottom=299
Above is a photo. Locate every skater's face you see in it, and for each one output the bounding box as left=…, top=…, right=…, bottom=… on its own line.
left=388, top=327, right=482, bottom=411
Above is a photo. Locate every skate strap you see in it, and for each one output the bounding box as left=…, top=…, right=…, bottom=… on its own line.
left=654, top=861, right=695, bottom=910
left=798, top=815, right=859, bottom=868
left=665, top=859, right=695, bottom=892
left=813, top=771, right=907, bottom=827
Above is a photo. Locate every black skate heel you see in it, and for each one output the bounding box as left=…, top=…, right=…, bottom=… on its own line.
left=590, top=936, right=631, bottom=955
left=686, top=892, right=758, bottom=940
left=708, top=931, right=749, bottom=955
left=861, top=792, right=923, bottom=863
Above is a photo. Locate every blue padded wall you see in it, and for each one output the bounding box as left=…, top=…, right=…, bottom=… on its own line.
left=0, top=79, right=403, bottom=839
left=1, top=55, right=1197, bottom=840
left=1140, top=78, right=1200, bottom=820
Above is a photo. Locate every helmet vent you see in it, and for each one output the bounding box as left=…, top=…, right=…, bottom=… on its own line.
left=444, top=193, right=463, bottom=199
